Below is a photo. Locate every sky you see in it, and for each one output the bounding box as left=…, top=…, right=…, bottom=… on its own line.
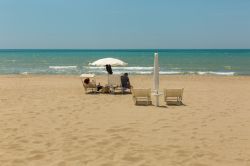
left=0, top=0, right=250, bottom=49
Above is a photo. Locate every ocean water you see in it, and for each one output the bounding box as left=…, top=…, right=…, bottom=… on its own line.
left=0, top=49, right=250, bottom=76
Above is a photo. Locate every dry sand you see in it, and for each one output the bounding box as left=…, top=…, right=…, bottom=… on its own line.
left=0, top=75, right=250, bottom=166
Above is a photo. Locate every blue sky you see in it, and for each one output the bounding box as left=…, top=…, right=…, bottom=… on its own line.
left=0, top=0, right=250, bottom=49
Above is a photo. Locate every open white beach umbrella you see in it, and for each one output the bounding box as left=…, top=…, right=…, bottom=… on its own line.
left=89, top=57, right=127, bottom=84
left=153, top=53, right=160, bottom=106
left=89, top=58, right=127, bottom=67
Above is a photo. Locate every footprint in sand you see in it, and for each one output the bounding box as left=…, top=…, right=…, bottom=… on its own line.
left=152, top=128, right=160, bottom=132
left=32, top=140, right=42, bottom=144
left=96, top=139, right=111, bottom=146
left=5, top=127, right=18, bottom=132
left=122, top=152, right=144, bottom=163
left=99, top=162, right=115, bottom=166
left=56, top=161, right=67, bottom=166
left=106, top=127, right=135, bottom=134
left=27, top=154, right=45, bottom=161
left=175, top=149, right=191, bottom=158
left=111, top=141, right=124, bottom=148
left=153, top=119, right=167, bottom=124
left=12, top=159, right=26, bottom=165
left=128, top=122, right=137, bottom=125
left=78, top=139, right=88, bottom=145
left=191, top=163, right=209, bottom=166
left=86, top=127, right=98, bottom=131
left=161, top=125, right=171, bottom=128
left=20, top=139, right=29, bottom=143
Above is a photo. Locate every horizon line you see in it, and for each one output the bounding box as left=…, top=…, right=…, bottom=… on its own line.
left=1, top=48, right=250, bottom=50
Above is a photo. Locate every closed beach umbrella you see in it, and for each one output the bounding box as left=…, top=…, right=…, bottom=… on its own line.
left=153, top=53, right=160, bottom=106
left=89, top=58, right=127, bottom=67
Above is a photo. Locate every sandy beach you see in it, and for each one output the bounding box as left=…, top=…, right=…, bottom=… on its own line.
left=0, top=75, right=250, bottom=166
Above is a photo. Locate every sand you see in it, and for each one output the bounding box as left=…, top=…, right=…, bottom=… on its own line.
left=0, top=75, right=250, bottom=166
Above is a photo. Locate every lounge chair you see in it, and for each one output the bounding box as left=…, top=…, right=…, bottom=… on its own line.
left=81, top=79, right=97, bottom=94
left=164, top=88, right=184, bottom=105
left=132, top=88, right=152, bottom=105
left=108, top=75, right=123, bottom=93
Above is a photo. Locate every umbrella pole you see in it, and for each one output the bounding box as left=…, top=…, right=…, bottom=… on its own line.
left=108, top=73, right=109, bottom=85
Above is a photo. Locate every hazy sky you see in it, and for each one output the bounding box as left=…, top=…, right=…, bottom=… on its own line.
left=0, top=0, right=250, bottom=49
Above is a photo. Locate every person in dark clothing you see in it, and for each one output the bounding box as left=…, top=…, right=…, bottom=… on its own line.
left=121, top=73, right=131, bottom=89
left=105, top=64, right=113, bottom=74
left=97, top=83, right=103, bottom=91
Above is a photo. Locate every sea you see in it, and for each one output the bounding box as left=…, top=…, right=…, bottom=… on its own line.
left=0, top=49, right=250, bottom=76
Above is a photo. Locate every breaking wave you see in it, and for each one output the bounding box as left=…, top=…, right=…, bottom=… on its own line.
left=83, top=66, right=235, bottom=76
left=49, top=66, right=77, bottom=70
left=197, top=71, right=235, bottom=76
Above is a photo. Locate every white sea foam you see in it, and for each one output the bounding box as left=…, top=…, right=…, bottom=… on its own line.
left=197, top=71, right=235, bottom=76
left=83, top=66, right=236, bottom=76
left=84, top=66, right=155, bottom=75
left=85, top=66, right=154, bottom=70
left=114, top=67, right=154, bottom=70
left=20, top=72, right=28, bottom=75
left=208, top=72, right=235, bottom=76
left=136, top=71, right=152, bottom=74
left=49, top=66, right=77, bottom=70
left=197, top=71, right=207, bottom=75
left=160, top=71, right=182, bottom=75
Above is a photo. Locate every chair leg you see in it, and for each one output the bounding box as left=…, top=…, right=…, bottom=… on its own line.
left=177, top=97, right=181, bottom=105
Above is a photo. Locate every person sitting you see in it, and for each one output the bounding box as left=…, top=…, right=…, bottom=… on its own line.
left=121, top=73, right=131, bottom=90
left=84, top=78, right=103, bottom=91
left=96, top=83, right=103, bottom=91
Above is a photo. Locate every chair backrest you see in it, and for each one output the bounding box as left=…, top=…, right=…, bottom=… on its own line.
left=164, top=89, right=183, bottom=98
left=132, top=89, right=151, bottom=98
left=108, top=75, right=121, bottom=87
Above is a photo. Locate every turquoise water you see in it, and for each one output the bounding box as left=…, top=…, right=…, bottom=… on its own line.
left=0, top=49, right=250, bottom=75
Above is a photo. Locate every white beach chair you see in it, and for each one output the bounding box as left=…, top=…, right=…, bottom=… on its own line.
left=132, top=88, right=152, bottom=105
left=164, top=88, right=184, bottom=105
left=82, top=81, right=97, bottom=94
left=80, top=74, right=97, bottom=94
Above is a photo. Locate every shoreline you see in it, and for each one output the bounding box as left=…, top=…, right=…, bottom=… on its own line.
left=1, top=73, right=250, bottom=77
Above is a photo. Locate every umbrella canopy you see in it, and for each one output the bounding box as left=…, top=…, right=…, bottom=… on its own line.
left=89, top=58, right=127, bottom=66
left=153, top=53, right=160, bottom=106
